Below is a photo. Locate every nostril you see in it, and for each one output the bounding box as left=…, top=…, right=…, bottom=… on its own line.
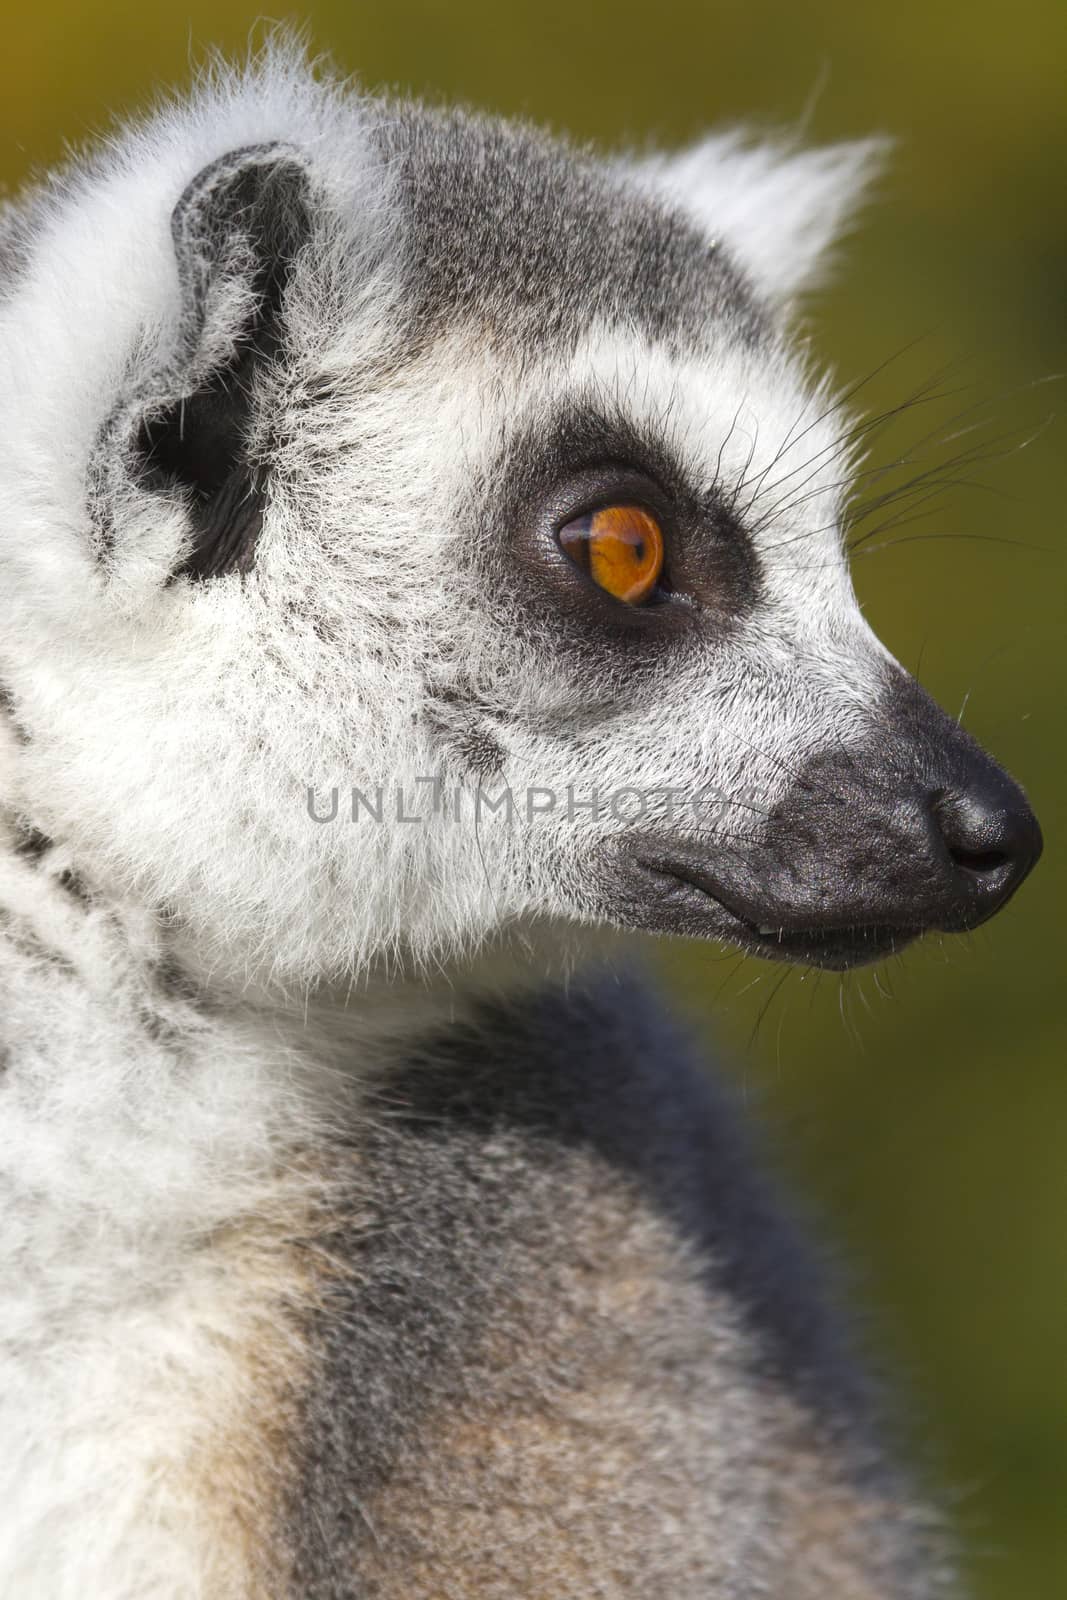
left=948, top=843, right=1011, bottom=876
left=931, top=783, right=1043, bottom=894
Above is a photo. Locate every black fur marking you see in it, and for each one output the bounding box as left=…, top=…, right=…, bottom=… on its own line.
left=287, top=974, right=882, bottom=1591
left=56, top=868, right=92, bottom=906
left=133, top=146, right=312, bottom=581
left=12, top=824, right=51, bottom=863
left=10, top=822, right=91, bottom=904
left=469, top=399, right=765, bottom=681
left=136, top=1003, right=186, bottom=1047
left=153, top=952, right=201, bottom=1005
left=424, top=684, right=510, bottom=780
left=0, top=682, right=30, bottom=745
left=451, top=723, right=506, bottom=780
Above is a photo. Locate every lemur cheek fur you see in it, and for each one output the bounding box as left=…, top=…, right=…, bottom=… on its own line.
left=0, top=39, right=1038, bottom=1600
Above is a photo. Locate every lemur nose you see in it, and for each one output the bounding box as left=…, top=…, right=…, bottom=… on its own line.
left=929, top=774, right=1043, bottom=923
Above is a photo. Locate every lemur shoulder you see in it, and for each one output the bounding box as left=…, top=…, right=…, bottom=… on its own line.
left=0, top=43, right=1041, bottom=1599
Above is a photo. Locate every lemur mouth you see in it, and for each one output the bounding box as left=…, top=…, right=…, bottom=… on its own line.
left=629, top=857, right=921, bottom=971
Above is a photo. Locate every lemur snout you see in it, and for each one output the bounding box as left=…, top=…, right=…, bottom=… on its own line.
left=744, top=669, right=1044, bottom=962
left=855, top=668, right=1043, bottom=937
left=609, top=669, right=1040, bottom=970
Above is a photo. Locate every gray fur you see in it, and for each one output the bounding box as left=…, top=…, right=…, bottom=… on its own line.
left=284, top=977, right=950, bottom=1597
left=374, top=101, right=770, bottom=356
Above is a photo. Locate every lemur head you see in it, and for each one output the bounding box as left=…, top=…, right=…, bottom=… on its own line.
left=0, top=47, right=1041, bottom=984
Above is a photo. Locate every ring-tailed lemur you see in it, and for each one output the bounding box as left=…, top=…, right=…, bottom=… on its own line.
left=0, top=42, right=1042, bottom=1600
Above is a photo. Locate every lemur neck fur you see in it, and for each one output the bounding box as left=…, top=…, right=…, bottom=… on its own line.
left=0, top=752, right=597, bottom=1268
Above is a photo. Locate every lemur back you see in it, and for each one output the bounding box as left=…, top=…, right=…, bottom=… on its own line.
left=0, top=43, right=1040, bottom=1599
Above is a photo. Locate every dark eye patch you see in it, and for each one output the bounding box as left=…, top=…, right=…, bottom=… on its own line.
left=472, top=398, right=764, bottom=670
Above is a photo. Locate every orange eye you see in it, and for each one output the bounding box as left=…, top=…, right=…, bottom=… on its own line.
left=558, top=504, right=665, bottom=604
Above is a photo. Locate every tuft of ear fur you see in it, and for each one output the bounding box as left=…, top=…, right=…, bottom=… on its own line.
left=634, top=133, right=888, bottom=305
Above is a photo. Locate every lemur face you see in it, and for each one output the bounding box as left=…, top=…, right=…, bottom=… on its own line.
left=0, top=56, right=1041, bottom=980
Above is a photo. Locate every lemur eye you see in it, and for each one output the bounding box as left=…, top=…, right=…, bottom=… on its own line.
left=558, top=504, right=665, bottom=604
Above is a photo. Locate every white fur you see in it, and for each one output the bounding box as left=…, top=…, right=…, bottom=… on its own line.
left=636, top=132, right=887, bottom=301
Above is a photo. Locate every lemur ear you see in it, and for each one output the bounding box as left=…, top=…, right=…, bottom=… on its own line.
left=636, top=135, right=887, bottom=305
left=104, top=144, right=312, bottom=581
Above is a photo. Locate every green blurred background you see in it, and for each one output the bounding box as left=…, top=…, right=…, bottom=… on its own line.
left=2, top=3, right=1063, bottom=1593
